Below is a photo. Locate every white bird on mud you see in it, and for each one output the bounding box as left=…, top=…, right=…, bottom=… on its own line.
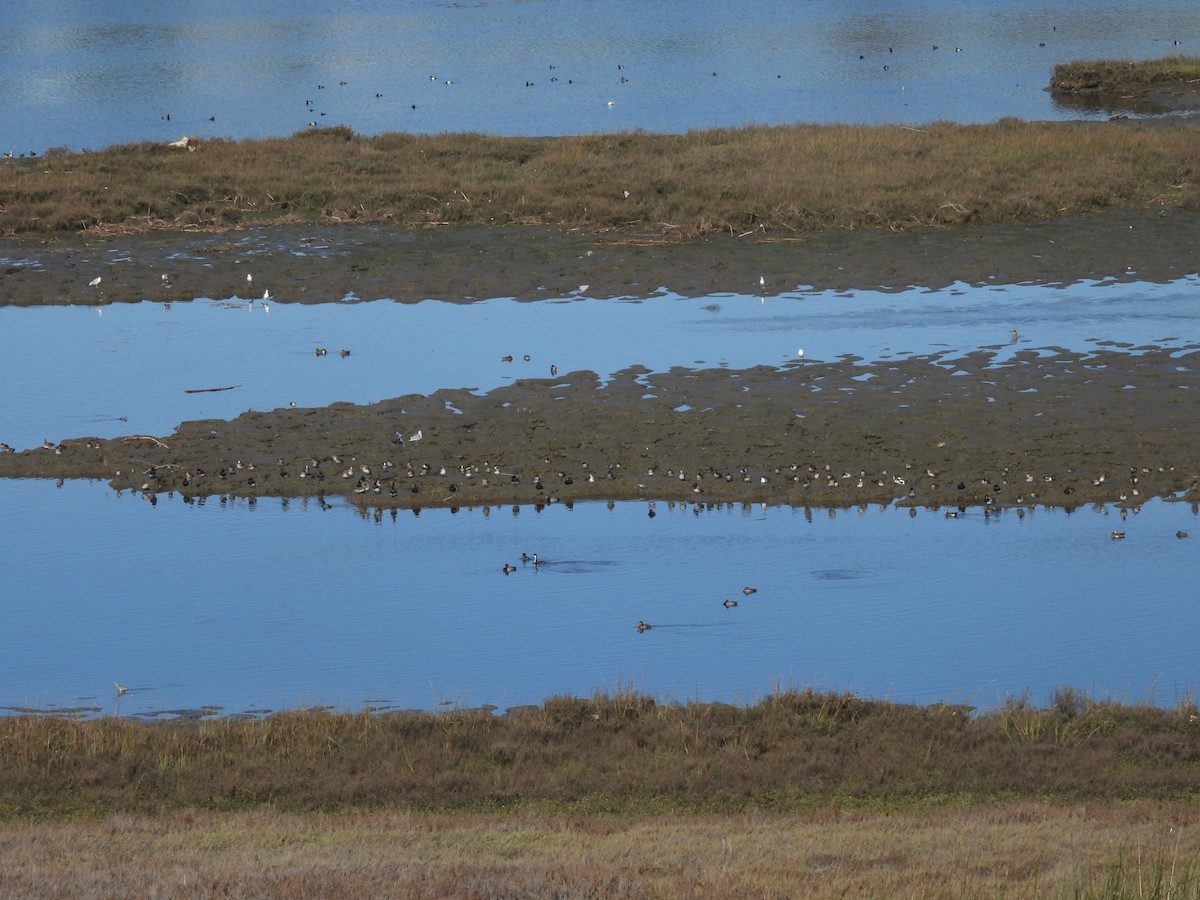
left=408, top=429, right=423, bottom=442
left=89, top=277, right=102, bottom=287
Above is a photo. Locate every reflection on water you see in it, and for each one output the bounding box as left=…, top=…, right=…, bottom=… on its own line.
left=2, top=479, right=1196, bottom=719
left=1, top=0, right=1197, bottom=152
left=2, top=278, right=1198, bottom=451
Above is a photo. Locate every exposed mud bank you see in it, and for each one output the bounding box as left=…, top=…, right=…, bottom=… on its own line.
left=3, top=346, right=1197, bottom=511
left=2, top=209, right=1198, bottom=309
left=2, top=211, right=1198, bottom=510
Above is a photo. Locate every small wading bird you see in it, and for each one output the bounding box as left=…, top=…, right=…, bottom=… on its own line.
left=113, top=682, right=128, bottom=696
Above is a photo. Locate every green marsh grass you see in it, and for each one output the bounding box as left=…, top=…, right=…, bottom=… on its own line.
left=1, top=118, right=1197, bottom=238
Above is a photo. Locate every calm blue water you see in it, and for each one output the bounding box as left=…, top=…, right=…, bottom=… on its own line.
left=2, top=479, right=1196, bottom=718
left=1, top=1, right=1198, bottom=153
left=2, top=278, right=1198, bottom=452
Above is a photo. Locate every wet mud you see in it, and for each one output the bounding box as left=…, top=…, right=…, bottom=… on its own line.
left=2, top=209, right=1199, bottom=307
left=2, top=346, right=1197, bottom=511
left=2, top=211, right=1199, bottom=510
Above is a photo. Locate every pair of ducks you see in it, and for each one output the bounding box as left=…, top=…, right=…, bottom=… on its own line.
left=502, top=553, right=544, bottom=574
left=314, top=348, right=351, bottom=357
left=640, top=588, right=757, bottom=630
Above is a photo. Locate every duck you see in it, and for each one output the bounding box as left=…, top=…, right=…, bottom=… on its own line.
left=1111, top=531, right=1126, bottom=540
left=502, top=563, right=516, bottom=574
left=742, top=586, right=757, bottom=595
left=636, top=620, right=652, bottom=633
left=1177, top=530, right=1190, bottom=539
left=520, top=552, right=532, bottom=563
left=339, top=349, right=351, bottom=357
left=315, top=347, right=327, bottom=356
left=723, top=599, right=738, bottom=608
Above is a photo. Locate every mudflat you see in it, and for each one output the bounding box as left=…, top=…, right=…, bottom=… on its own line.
left=2, top=210, right=1198, bottom=510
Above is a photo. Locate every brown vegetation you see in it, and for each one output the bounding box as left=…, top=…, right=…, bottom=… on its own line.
left=1, top=804, right=1197, bottom=898
left=1051, top=54, right=1200, bottom=93
left=4, top=688, right=1200, bottom=821
left=1, top=118, right=1198, bottom=239
left=5, top=689, right=1200, bottom=895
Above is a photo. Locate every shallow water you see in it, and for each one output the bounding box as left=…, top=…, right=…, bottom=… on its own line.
left=2, top=277, right=1198, bottom=451
left=2, top=479, right=1196, bottom=719
left=2, top=0, right=1197, bottom=153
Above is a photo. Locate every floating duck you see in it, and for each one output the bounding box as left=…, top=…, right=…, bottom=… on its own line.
left=1177, top=530, right=1190, bottom=539
left=636, top=620, right=652, bottom=633
left=1111, top=531, right=1126, bottom=540
left=315, top=347, right=327, bottom=356
left=742, top=586, right=757, bottom=595
left=502, top=563, right=516, bottom=574
left=723, top=599, right=738, bottom=608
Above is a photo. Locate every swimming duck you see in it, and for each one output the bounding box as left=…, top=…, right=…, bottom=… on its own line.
left=315, top=347, right=327, bottom=356
left=1177, top=530, right=1190, bottom=539
left=723, top=599, right=738, bottom=608
left=502, top=563, right=516, bottom=574
left=742, top=586, right=757, bottom=595
left=636, top=620, right=652, bottom=632
left=340, top=349, right=350, bottom=357
left=1111, top=531, right=1126, bottom=540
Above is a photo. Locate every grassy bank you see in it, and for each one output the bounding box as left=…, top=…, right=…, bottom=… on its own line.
left=1052, top=54, right=1200, bottom=93
left=1, top=118, right=1197, bottom=239
left=2, top=804, right=1198, bottom=898
left=4, top=688, right=1200, bottom=821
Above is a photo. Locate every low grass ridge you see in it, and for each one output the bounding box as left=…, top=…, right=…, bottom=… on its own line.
left=1, top=117, right=1198, bottom=238
left=3, top=687, right=1200, bottom=821
left=1052, top=54, right=1200, bottom=93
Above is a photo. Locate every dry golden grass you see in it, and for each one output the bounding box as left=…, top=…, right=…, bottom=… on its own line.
left=0, top=804, right=1197, bottom=898
left=1, top=118, right=1197, bottom=239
